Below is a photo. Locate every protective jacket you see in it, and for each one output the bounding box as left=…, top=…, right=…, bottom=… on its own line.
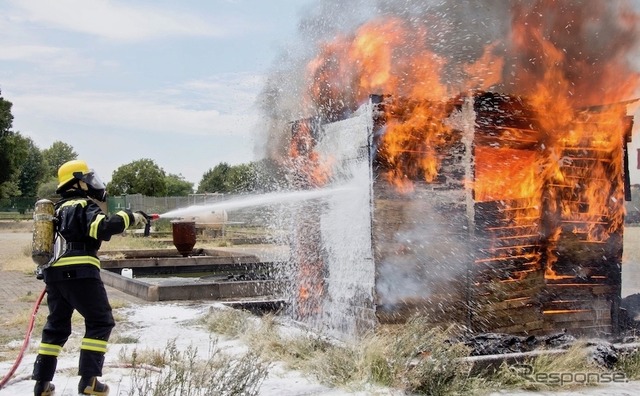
left=44, top=190, right=136, bottom=278
left=33, top=189, right=136, bottom=382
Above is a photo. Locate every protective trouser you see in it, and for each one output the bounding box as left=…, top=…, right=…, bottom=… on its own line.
left=32, top=275, right=115, bottom=381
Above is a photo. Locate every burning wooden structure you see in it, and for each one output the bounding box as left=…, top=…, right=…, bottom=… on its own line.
left=273, top=0, right=640, bottom=340
left=286, top=91, right=633, bottom=338
left=471, top=92, right=630, bottom=336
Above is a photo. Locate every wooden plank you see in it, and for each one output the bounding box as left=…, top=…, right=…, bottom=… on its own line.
left=543, top=284, right=618, bottom=299
left=545, top=276, right=618, bottom=285
left=474, top=263, right=541, bottom=280
left=542, top=321, right=612, bottom=334
left=492, top=319, right=545, bottom=335
left=543, top=299, right=612, bottom=312
left=550, top=266, right=620, bottom=279
left=542, top=310, right=612, bottom=324
left=472, top=306, right=543, bottom=330
left=476, top=285, right=545, bottom=303
left=474, top=296, right=540, bottom=312
left=375, top=298, right=469, bottom=325
left=475, top=271, right=545, bottom=293
left=475, top=249, right=540, bottom=263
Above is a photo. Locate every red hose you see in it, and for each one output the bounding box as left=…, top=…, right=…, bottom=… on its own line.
left=0, top=287, right=47, bottom=389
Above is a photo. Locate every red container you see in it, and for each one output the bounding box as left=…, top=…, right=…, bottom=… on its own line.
left=172, top=221, right=196, bottom=257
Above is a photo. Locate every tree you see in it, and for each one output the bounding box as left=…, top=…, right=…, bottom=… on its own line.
left=197, top=160, right=289, bottom=194
left=42, top=141, right=77, bottom=178
left=0, top=89, right=12, bottom=133
left=37, top=178, right=59, bottom=199
left=197, top=163, right=230, bottom=193
left=0, top=180, right=19, bottom=200
left=226, top=163, right=257, bottom=193
left=107, top=159, right=167, bottom=196
left=0, top=90, right=16, bottom=187
left=0, top=131, right=32, bottom=199
left=165, top=173, right=194, bottom=196
left=17, top=135, right=47, bottom=197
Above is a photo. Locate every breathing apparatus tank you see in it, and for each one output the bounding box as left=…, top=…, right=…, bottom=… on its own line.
left=31, top=199, right=55, bottom=268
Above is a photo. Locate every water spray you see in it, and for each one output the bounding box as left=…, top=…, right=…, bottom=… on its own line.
left=158, top=185, right=357, bottom=220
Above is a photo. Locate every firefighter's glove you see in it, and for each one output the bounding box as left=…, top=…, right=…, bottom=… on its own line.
left=132, top=211, right=148, bottom=227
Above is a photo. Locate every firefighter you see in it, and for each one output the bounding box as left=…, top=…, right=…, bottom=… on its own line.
left=32, top=159, right=147, bottom=396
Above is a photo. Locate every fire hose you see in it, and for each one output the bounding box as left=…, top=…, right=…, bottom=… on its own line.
left=0, top=287, right=47, bottom=389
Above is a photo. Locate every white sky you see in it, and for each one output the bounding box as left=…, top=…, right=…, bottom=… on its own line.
left=0, top=0, right=315, bottom=186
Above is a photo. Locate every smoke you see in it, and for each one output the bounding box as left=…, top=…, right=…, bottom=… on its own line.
left=256, top=0, right=640, bottom=161
left=255, top=0, right=379, bottom=161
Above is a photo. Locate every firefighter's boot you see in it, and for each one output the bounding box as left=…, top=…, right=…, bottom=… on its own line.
left=78, top=376, right=109, bottom=395
left=34, top=381, right=55, bottom=396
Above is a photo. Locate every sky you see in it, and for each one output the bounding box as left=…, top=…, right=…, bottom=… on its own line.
left=0, top=0, right=315, bottom=187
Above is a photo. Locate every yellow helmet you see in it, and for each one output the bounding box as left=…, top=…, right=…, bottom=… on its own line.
left=57, top=159, right=90, bottom=190
left=56, top=159, right=107, bottom=201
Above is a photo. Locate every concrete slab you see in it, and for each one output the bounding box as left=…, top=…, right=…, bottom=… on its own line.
left=98, top=248, right=285, bottom=304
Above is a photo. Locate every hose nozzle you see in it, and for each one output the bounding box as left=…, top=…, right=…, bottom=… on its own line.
left=137, top=211, right=160, bottom=237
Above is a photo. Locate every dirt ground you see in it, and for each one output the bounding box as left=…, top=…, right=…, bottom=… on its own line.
left=0, top=221, right=33, bottom=270
left=0, top=221, right=42, bottom=361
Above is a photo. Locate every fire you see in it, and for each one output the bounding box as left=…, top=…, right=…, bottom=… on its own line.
left=295, top=1, right=639, bottom=267
left=298, top=1, right=639, bottom=189
left=284, top=1, right=640, bottom=326
left=378, top=99, right=452, bottom=189
left=301, top=17, right=455, bottom=189
left=462, top=43, right=505, bottom=93
left=543, top=309, right=589, bottom=315
left=288, top=119, right=334, bottom=188
left=474, top=148, right=540, bottom=202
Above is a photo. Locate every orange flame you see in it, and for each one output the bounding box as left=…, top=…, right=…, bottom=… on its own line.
left=288, top=119, right=334, bottom=188
left=300, top=1, right=639, bottom=193
left=297, top=1, right=639, bottom=277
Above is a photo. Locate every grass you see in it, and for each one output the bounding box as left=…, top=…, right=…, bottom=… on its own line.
left=197, top=306, right=638, bottom=395
left=490, top=343, right=605, bottom=392
left=17, top=290, right=39, bottom=303
left=615, top=348, right=640, bottom=380
left=119, top=338, right=269, bottom=396
left=110, top=334, right=140, bottom=344
left=1, top=239, right=33, bottom=272
left=0, top=213, right=31, bottom=221
left=202, top=308, right=486, bottom=395
left=101, top=234, right=168, bottom=251
left=102, top=229, right=244, bottom=251
left=4, top=305, right=47, bottom=332
left=199, top=305, right=253, bottom=337
left=110, top=299, right=130, bottom=310
left=119, top=345, right=169, bottom=368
